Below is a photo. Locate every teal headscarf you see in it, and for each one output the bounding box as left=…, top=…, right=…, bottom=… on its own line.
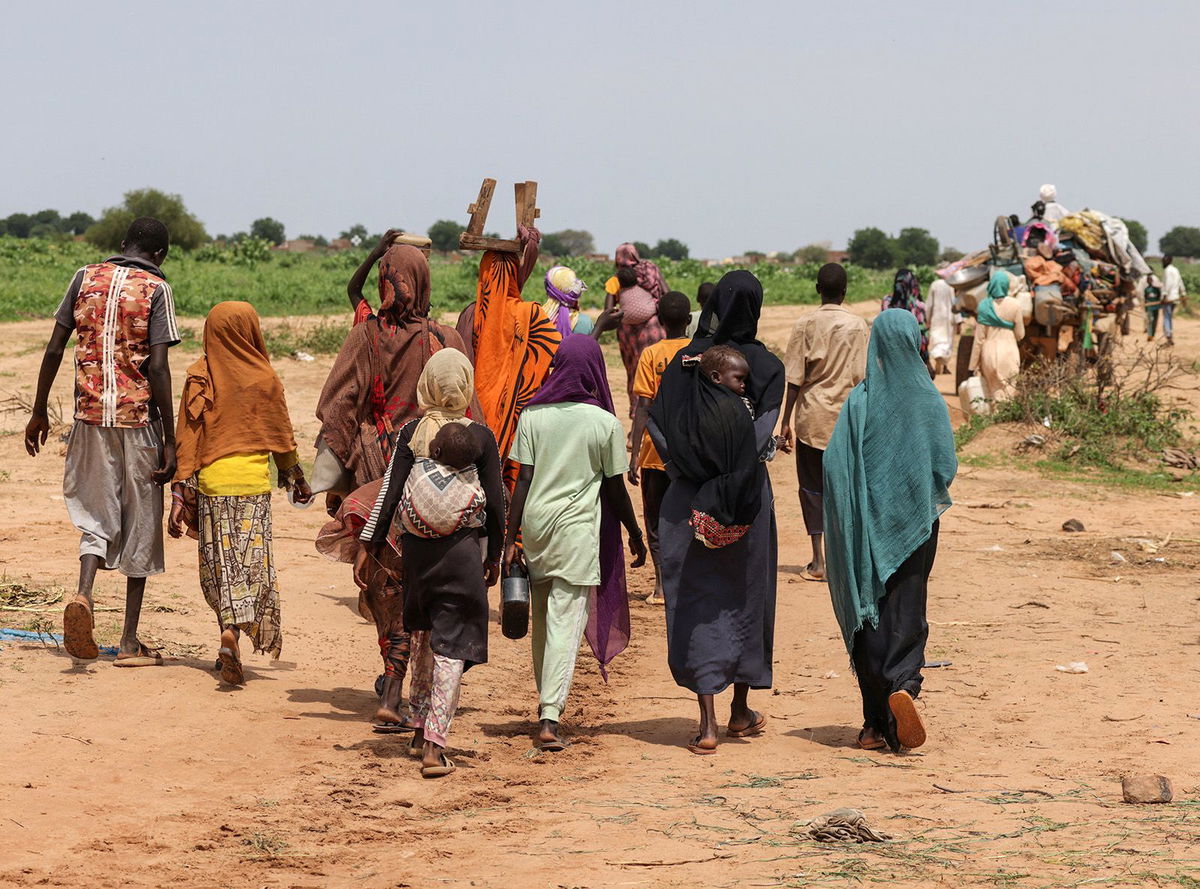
left=822, top=309, right=958, bottom=655
left=976, top=270, right=1015, bottom=329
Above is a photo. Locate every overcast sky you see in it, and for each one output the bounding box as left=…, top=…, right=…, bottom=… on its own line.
left=3, top=1, right=1196, bottom=258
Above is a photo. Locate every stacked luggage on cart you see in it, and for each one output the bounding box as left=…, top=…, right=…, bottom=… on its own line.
left=943, top=204, right=1149, bottom=390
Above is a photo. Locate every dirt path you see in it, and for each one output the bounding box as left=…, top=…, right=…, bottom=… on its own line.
left=1, top=306, right=1198, bottom=888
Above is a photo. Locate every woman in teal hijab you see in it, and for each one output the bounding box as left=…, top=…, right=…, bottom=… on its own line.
left=823, top=309, right=957, bottom=752
left=969, top=269, right=1025, bottom=402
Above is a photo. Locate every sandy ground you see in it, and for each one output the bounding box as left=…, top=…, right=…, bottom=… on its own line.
left=1, top=304, right=1198, bottom=888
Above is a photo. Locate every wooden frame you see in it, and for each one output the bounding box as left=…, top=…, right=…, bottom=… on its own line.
left=458, top=178, right=539, bottom=253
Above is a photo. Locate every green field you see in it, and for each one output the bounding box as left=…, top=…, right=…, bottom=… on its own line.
left=4, top=237, right=1195, bottom=325
left=0, top=237, right=902, bottom=322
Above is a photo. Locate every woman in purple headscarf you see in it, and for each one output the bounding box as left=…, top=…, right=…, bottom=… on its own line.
left=503, top=335, right=648, bottom=751
left=542, top=266, right=595, bottom=337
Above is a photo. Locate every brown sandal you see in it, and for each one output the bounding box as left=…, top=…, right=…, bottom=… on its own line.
left=857, top=728, right=887, bottom=750
left=687, top=735, right=717, bottom=755
left=113, top=643, right=163, bottom=667
left=726, top=711, right=767, bottom=739
left=889, top=691, right=926, bottom=749
left=63, top=597, right=99, bottom=660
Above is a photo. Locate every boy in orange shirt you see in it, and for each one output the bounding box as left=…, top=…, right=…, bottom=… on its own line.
left=628, top=291, right=692, bottom=604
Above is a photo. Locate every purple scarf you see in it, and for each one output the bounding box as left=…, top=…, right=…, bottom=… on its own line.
left=528, top=334, right=629, bottom=678
left=544, top=274, right=580, bottom=340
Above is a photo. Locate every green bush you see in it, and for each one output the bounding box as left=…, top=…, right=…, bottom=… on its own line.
left=955, top=352, right=1192, bottom=469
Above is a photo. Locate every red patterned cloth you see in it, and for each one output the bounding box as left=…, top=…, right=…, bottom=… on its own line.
left=54, top=257, right=179, bottom=428
left=689, top=509, right=751, bottom=549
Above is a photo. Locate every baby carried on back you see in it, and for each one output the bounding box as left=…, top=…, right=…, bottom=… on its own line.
left=391, top=424, right=487, bottom=543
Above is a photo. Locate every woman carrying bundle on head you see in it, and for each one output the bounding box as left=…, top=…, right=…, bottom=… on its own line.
left=823, top=309, right=957, bottom=753
left=542, top=265, right=594, bottom=337
left=465, top=227, right=561, bottom=492
left=649, top=270, right=785, bottom=755
left=608, top=243, right=668, bottom=417
left=357, top=349, right=505, bottom=777
left=315, top=242, right=477, bottom=723
left=169, top=301, right=313, bottom=685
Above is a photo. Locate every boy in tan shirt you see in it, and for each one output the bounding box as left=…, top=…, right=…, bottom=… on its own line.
left=778, top=264, right=869, bottom=581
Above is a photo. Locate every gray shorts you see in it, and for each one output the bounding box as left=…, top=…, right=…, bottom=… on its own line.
left=64, top=423, right=165, bottom=578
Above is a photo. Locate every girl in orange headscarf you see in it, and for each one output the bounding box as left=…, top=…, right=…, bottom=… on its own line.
left=169, top=301, right=313, bottom=686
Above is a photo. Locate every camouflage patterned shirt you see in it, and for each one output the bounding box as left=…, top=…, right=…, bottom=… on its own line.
left=54, top=256, right=180, bottom=428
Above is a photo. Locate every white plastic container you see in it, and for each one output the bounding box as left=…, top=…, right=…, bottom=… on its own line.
left=958, top=376, right=990, bottom=416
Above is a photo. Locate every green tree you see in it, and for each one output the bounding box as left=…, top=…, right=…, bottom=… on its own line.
left=652, top=238, right=689, bottom=260
left=85, top=188, right=209, bottom=250
left=1123, top=219, right=1148, bottom=254
left=1159, top=226, right=1200, bottom=258
left=795, top=243, right=830, bottom=264
left=541, top=229, right=595, bottom=256
left=893, top=227, right=939, bottom=267
left=249, top=217, right=285, bottom=244
left=427, top=219, right=466, bottom=251
left=2, top=213, right=34, bottom=238
left=938, top=247, right=965, bottom=263
left=631, top=240, right=652, bottom=258
left=339, top=224, right=370, bottom=245
left=63, top=212, right=95, bottom=235
left=847, top=227, right=896, bottom=269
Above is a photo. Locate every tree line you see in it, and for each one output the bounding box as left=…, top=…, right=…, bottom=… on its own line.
left=8, top=189, right=1200, bottom=262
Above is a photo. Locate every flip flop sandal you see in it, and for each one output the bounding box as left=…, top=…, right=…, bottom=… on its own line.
left=798, top=568, right=826, bottom=582
left=371, top=722, right=418, bottom=735
left=687, top=735, right=717, bottom=756
left=113, top=643, right=163, bottom=667
left=889, top=691, right=927, bottom=750
left=218, top=646, right=245, bottom=686
left=726, top=712, right=767, bottom=739
left=537, top=738, right=569, bottom=753
left=421, top=754, right=455, bottom=779
left=405, top=731, right=425, bottom=756
left=63, top=598, right=99, bottom=660
left=857, top=729, right=887, bottom=750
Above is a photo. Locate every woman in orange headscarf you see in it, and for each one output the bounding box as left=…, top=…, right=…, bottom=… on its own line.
left=466, top=226, right=561, bottom=490
left=169, top=301, right=313, bottom=686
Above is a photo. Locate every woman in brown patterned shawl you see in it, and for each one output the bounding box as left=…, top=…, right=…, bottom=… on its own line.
left=316, top=244, right=478, bottom=725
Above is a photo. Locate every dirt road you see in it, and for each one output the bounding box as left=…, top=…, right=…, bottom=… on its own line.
left=1, top=306, right=1198, bottom=888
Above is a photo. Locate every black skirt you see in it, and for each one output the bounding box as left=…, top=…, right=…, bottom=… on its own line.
left=401, top=528, right=488, bottom=669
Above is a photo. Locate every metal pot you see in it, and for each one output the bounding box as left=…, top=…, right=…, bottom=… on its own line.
left=501, top=561, right=530, bottom=640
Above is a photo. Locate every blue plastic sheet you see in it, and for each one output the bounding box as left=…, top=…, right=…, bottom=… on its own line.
left=0, top=627, right=119, bottom=656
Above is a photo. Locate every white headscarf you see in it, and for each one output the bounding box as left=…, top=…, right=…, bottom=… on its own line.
left=409, top=349, right=475, bottom=458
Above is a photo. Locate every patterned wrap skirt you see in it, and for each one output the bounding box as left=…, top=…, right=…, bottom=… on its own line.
left=198, top=492, right=282, bottom=658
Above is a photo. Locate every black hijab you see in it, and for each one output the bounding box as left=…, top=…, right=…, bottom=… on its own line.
left=650, top=271, right=784, bottom=532
left=678, top=270, right=784, bottom=413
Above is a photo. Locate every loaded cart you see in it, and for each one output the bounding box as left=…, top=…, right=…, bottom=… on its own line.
left=946, top=201, right=1150, bottom=390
